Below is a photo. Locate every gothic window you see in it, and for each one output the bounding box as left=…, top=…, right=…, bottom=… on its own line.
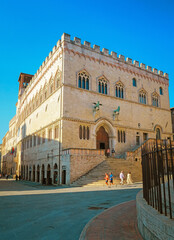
left=87, top=126, right=89, bottom=140
left=159, top=87, right=163, bottom=95
left=156, top=128, right=161, bottom=139
left=79, top=125, right=89, bottom=140
left=152, top=92, right=159, bottom=107
left=132, top=78, right=137, bottom=87
left=79, top=126, right=82, bottom=139
left=54, top=126, right=58, bottom=139
left=123, top=131, right=126, bottom=143
left=118, top=130, right=126, bottom=143
left=98, top=76, right=108, bottom=94
left=48, top=128, right=52, bottom=141
left=115, top=82, right=124, bottom=99
left=118, top=130, right=120, bottom=142
left=139, top=89, right=147, bottom=104
left=78, top=70, right=89, bottom=90
left=83, top=126, right=86, bottom=139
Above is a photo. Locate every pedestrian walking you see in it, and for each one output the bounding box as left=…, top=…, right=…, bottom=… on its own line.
left=111, top=148, right=115, bottom=157
left=119, top=171, right=124, bottom=185
left=127, top=172, right=133, bottom=184
left=104, top=173, right=109, bottom=185
left=109, top=172, right=113, bottom=186
left=106, top=148, right=110, bottom=157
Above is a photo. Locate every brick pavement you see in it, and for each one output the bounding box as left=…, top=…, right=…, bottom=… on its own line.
left=80, top=200, right=143, bottom=240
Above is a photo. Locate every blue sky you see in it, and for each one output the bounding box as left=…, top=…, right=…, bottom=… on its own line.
left=0, top=0, right=174, bottom=142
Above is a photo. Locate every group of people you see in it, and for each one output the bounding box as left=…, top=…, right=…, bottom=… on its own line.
left=105, top=171, right=133, bottom=186
left=104, top=172, right=113, bottom=186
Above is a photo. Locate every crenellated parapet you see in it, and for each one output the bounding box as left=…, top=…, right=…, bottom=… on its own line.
left=61, top=33, right=169, bottom=80
left=19, top=32, right=169, bottom=107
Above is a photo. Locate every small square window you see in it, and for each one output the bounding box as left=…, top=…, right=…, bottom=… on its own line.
left=132, top=78, right=137, bottom=87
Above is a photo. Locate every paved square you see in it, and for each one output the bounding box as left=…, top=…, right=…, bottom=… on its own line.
left=0, top=180, right=142, bottom=240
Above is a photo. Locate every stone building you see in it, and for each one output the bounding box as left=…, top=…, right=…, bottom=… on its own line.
left=1, top=33, right=172, bottom=184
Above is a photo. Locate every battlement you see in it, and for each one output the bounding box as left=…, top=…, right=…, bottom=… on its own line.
left=61, top=33, right=169, bottom=80
left=23, top=32, right=169, bottom=97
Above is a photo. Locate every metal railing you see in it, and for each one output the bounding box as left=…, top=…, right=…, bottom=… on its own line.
left=141, top=139, right=174, bottom=219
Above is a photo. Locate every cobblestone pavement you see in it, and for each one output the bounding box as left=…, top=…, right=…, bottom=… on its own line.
left=0, top=179, right=142, bottom=240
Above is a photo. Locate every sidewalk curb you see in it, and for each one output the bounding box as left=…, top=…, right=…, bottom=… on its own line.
left=79, top=199, right=135, bottom=240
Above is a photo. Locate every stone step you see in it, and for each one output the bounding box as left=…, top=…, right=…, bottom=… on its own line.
left=71, top=157, right=142, bottom=187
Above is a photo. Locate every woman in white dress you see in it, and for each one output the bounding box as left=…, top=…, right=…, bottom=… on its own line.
left=127, top=172, right=133, bottom=184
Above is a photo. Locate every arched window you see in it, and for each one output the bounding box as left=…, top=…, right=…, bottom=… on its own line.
left=115, top=82, right=124, bottom=99
left=132, top=78, right=137, bottom=87
left=123, top=131, right=126, bottom=143
left=159, top=87, right=163, bottom=95
left=87, top=127, right=89, bottom=140
left=79, top=125, right=82, bottom=139
left=152, top=92, right=159, bottom=107
left=78, top=70, right=89, bottom=90
left=118, top=130, right=126, bottom=143
left=83, top=126, right=86, bottom=139
left=156, top=128, right=161, bottom=139
left=98, top=76, right=108, bottom=95
left=139, top=89, right=147, bottom=104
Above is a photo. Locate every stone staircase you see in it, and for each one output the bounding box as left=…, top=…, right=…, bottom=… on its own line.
left=71, top=157, right=142, bottom=187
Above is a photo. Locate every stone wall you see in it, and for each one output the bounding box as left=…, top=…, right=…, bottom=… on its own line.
left=62, top=149, right=105, bottom=183
left=136, top=190, right=174, bottom=240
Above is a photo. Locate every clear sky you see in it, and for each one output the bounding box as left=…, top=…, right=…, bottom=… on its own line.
left=0, top=0, right=174, bottom=142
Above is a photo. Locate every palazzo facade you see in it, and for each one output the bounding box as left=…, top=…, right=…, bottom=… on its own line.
left=1, top=33, right=172, bottom=184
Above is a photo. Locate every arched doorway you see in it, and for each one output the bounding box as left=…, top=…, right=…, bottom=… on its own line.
left=54, top=163, right=58, bottom=184
left=23, top=166, right=25, bottom=180
left=62, top=170, right=66, bottom=184
left=47, top=164, right=52, bottom=185
left=33, top=165, right=35, bottom=182
left=37, top=165, right=40, bottom=182
left=96, top=126, right=109, bottom=152
left=26, top=166, right=28, bottom=180
left=41, top=164, right=45, bottom=185
left=29, top=166, right=31, bottom=181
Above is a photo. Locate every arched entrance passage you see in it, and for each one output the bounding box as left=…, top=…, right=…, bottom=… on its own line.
left=54, top=163, right=58, bottom=184
left=41, top=164, right=45, bottom=185
left=29, top=166, right=31, bottom=181
left=37, top=165, right=40, bottom=182
left=96, top=126, right=109, bottom=151
left=47, top=164, right=52, bottom=185
left=26, top=166, right=28, bottom=180
left=23, top=166, right=25, bottom=180
left=62, top=170, right=66, bottom=184
left=33, top=165, right=35, bottom=182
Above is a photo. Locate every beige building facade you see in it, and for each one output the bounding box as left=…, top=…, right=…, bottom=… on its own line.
left=1, top=33, right=172, bottom=184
